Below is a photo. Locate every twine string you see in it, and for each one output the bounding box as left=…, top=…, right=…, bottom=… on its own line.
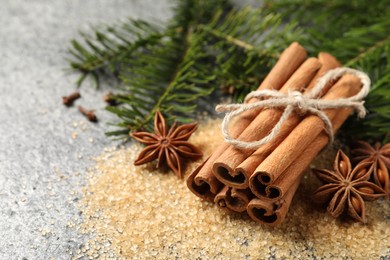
left=216, top=68, right=371, bottom=150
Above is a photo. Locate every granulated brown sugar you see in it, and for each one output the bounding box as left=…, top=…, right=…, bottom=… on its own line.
left=72, top=118, right=390, bottom=259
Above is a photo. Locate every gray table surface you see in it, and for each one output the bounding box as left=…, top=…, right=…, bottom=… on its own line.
left=0, top=1, right=171, bottom=259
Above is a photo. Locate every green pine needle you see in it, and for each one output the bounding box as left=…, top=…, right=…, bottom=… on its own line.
left=67, top=0, right=390, bottom=142
left=106, top=31, right=216, bottom=134
left=68, top=18, right=164, bottom=88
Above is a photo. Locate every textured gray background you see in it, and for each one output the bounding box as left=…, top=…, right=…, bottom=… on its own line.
left=0, top=1, right=171, bottom=259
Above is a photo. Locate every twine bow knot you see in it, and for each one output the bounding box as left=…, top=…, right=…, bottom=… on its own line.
left=216, top=68, right=371, bottom=150
left=290, top=91, right=309, bottom=114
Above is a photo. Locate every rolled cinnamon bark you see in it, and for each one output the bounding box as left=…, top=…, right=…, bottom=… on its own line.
left=253, top=83, right=362, bottom=201
left=212, top=57, right=321, bottom=189
left=186, top=42, right=307, bottom=201
left=250, top=136, right=328, bottom=199
left=186, top=158, right=214, bottom=199
left=214, top=186, right=252, bottom=213
left=235, top=52, right=341, bottom=186
left=247, top=81, right=362, bottom=226
left=215, top=186, right=230, bottom=208
left=251, top=74, right=362, bottom=190
left=247, top=173, right=301, bottom=227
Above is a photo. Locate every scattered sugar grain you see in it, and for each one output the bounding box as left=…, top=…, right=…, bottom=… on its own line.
left=75, top=118, right=390, bottom=259
left=72, top=131, right=79, bottom=140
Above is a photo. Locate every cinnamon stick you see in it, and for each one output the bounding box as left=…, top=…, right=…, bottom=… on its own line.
left=186, top=158, right=214, bottom=199
left=255, top=84, right=362, bottom=201
left=235, top=52, right=341, bottom=186
left=247, top=174, right=301, bottom=227
left=250, top=136, right=328, bottom=200
left=251, top=74, right=362, bottom=190
left=186, top=42, right=307, bottom=201
left=212, top=57, right=321, bottom=189
left=247, top=80, right=362, bottom=226
left=214, top=186, right=252, bottom=213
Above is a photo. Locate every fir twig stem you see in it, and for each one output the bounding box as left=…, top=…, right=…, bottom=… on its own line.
left=345, top=34, right=390, bottom=67
left=137, top=28, right=194, bottom=131
left=202, top=26, right=254, bottom=50
left=72, top=34, right=162, bottom=74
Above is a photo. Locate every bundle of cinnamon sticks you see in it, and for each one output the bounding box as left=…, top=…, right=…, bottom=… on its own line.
left=187, top=42, right=364, bottom=226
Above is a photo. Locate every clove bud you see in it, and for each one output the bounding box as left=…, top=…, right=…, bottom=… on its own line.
left=77, top=106, right=98, bottom=122
left=62, top=92, right=81, bottom=106
left=103, top=92, right=119, bottom=106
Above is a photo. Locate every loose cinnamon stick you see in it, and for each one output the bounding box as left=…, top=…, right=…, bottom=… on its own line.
left=186, top=42, right=307, bottom=201
left=251, top=74, right=362, bottom=189
left=247, top=174, right=301, bottom=227
left=214, top=186, right=252, bottom=213
left=212, top=57, right=321, bottom=189
left=235, top=52, right=341, bottom=186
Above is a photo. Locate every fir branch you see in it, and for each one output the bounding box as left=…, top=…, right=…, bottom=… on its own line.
left=312, top=18, right=390, bottom=63
left=204, top=27, right=255, bottom=51
left=345, top=34, right=390, bottom=67
left=103, top=0, right=233, bottom=135
left=68, top=19, right=163, bottom=87
left=200, top=7, right=302, bottom=100
left=106, top=30, right=216, bottom=135
left=105, top=6, right=303, bottom=135
left=264, top=0, right=390, bottom=141
left=265, top=0, right=390, bottom=41
left=343, top=42, right=390, bottom=141
left=168, top=0, right=233, bottom=29
left=66, top=0, right=389, bottom=142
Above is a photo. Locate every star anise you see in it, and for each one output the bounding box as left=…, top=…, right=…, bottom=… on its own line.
left=131, top=111, right=203, bottom=178
left=312, top=150, right=386, bottom=223
left=351, top=141, right=390, bottom=195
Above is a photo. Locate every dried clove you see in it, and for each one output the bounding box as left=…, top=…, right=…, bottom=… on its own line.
left=78, top=106, right=98, bottom=122
left=62, top=92, right=81, bottom=106
left=103, top=92, right=119, bottom=106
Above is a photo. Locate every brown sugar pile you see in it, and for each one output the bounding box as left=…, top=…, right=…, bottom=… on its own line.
left=73, top=118, right=390, bottom=259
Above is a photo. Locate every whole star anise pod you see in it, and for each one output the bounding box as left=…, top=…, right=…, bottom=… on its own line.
left=312, top=150, right=386, bottom=223
left=351, top=141, right=390, bottom=195
left=131, top=111, right=203, bottom=178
